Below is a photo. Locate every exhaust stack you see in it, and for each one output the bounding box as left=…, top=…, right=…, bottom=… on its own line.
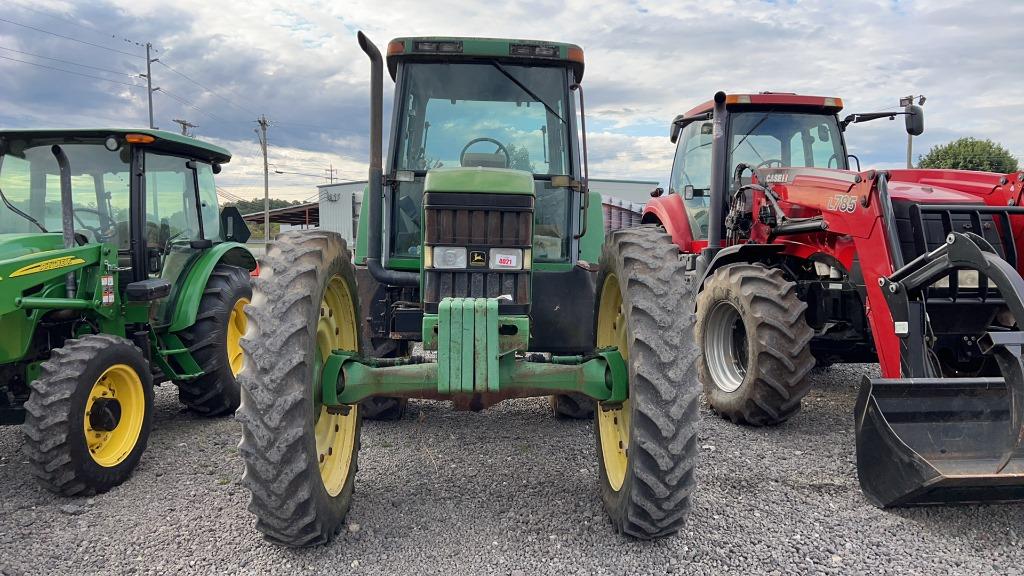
left=357, top=31, right=417, bottom=287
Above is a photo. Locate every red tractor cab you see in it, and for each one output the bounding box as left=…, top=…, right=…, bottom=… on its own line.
left=645, top=91, right=1024, bottom=507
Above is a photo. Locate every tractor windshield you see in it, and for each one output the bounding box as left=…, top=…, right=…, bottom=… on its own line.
left=729, top=111, right=846, bottom=172
left=390, top=61, right=576, bottom=261
left=0, top=141, right=131, bottom=248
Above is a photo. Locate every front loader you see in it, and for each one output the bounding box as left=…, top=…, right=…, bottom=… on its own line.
left=236, top=33, right=701, bottom=546
left=644, top=91, right=1024, bottom=507
left=0, top=130, right=255, bottom=495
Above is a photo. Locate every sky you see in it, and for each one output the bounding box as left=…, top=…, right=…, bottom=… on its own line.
left=1, top=0, right=1022, bottom=202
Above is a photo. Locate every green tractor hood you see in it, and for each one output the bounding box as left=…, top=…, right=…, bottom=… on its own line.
left=423, top=167, right=534, bottom=195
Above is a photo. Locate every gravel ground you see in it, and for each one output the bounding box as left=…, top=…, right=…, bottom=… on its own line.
left=1, top=363, right=1022, bottom=575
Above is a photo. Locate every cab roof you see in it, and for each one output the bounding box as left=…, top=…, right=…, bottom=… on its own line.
left=682, top=93, right=845, bottom=117
left=0, top=128, right=231, bottom=164
left=386, top=36, right=584, bottom=82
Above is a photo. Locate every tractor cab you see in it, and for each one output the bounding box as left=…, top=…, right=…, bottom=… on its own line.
left=0, top=130, right=251, bottom=324
left=382, top=37, right=587, bottom=266
left=665, top=94, right=850, bottom=240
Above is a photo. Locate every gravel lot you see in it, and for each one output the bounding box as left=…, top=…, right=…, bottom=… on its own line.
left=1, top=363, right=1022, bottom=575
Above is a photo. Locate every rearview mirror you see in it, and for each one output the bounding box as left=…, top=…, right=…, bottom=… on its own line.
left=905, top=104, right=924, bottom=136
left=683, top=185, right=695, bottom=200
left=221, top=206, right=251, bottom=243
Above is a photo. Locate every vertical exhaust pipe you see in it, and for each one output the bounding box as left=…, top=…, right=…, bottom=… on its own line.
left=706, top=91, right=728, bottom=254
left=51, top=145, right=76, bottom=299
left=357, top=31, right=417, bottom=287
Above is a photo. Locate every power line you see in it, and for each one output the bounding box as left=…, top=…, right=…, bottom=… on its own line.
left=0, top=53, right=143, bottom=88
left=0, top=16, right=143, bottom=59
left=11, top=4, right=151, bottom=50
left=156, top=60, right=257, bottom=117
left=0, top=44, right=135, bottom=77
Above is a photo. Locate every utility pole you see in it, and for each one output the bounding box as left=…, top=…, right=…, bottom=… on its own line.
left=901, top=94, right=926, bottom=168
left=255, top=115, right=271, bottom=246
left=142, top=43, right=160, bottom=129
left=325, top=162, right=337, bottom=184
left=172, top=119, right=197, bottom=136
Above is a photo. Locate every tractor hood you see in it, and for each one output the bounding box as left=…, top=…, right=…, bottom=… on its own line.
left=423, top=167, right=535, bottom=195
left=886, top=180, right=986, bottom=205
left=0, top=233, right=64, bottom=262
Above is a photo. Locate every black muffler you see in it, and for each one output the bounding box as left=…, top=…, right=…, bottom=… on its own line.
left=856, top=232, right=1024, bottom=507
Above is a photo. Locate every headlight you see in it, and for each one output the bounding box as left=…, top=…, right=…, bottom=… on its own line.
left=489, top=248, right=523, bottom=270
left=431, top=246, right=467, bottom=269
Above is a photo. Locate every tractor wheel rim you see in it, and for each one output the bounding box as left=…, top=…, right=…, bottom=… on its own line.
left=314, top=275, right=358, bottom=497
left=706, top=301, right=747, bottom=393
left=83, top=364, right=145, bottom=467
left=596, top=273, right=629, bottom=491
left=227, top=297, right=250, bottom=376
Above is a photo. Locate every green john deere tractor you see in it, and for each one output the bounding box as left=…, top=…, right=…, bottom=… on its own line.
left=237, top=33, right=700, bottom=546
left=0, top=129, right=256, bottom=495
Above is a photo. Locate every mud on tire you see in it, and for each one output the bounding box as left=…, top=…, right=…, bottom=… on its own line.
left=696, top=263, right=815, bottom=426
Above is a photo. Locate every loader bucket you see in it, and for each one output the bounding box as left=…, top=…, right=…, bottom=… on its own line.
left=856, top=375, right=1024, bottom=507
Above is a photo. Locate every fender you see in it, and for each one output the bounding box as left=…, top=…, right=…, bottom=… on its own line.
left=692, top=244, right=787, bottom=310
left=642, top=194, right=694, bottom=252
left=167, top=242, right=257, bottom=332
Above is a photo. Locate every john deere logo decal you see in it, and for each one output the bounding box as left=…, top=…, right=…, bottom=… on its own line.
left=469, top=251, right=487, bottom=266
left=9, top=256, right=86, bottom=278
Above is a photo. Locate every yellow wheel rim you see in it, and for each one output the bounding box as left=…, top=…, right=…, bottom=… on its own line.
left=315, top=275, right=359, bottom=497
left=597, top=273, right=630, bottom=491
left=83, top=364, right=145, bottom=467
left=227, top=297, right=250, bottom=376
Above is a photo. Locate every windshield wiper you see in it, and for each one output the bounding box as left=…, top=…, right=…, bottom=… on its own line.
left=730, top=110, right=774, bottom=163
left=0, top=184, right=48, bottom=233
left=490, top=61, right=566, bottom=124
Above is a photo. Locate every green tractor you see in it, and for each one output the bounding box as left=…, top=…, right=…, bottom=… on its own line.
left=237, top=33, right=700, bottom=546
left=0, top=129, right=256, bottom=495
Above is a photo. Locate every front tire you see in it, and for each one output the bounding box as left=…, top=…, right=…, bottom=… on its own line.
left=594, top=225, right=700, bottom=539
left=550, top=393, right=594, bottom=419
left=22, top=334, right=153, bottom=496
left=696, top=263, right=815, bottom=426
left=237, top=230, right=362, bottom=547
left=176, top=264, right=252, bottom=416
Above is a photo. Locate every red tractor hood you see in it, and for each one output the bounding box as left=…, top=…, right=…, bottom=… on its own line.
left=886, top=180, right=985, bottom=204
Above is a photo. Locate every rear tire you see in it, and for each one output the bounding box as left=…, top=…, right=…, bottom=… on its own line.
left=594, top=225, right=700, bottom=539
left=550, top=393, right=594, bottom=419
left=175, top=264, right=252, bottom=416
left=237, top=230, right=362, bottom=547
left=359, top=338, right=408, bottom=421
left=696, top=263, right=815, bottom=426
left=22, top=334, right=153, bottom=496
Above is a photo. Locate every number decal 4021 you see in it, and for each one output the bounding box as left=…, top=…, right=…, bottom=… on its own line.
left=827, top=194, right=858, bottom=213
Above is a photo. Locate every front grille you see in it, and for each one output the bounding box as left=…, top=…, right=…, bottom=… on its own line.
left=422, top=192, right=533, bottom=314
left=892, top=199, right=1013, bottom=300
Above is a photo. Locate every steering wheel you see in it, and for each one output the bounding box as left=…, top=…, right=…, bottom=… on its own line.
left=72, top=207, right=115, bottom=242
left=756, top=159, right=785, bottom=169
left=460, top=137, right=511, bottom=168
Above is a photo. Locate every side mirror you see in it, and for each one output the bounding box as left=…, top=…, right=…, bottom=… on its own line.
left=220, top=206, right=251, bottom=243
left=670, top=121, right=682, bottom=144
left=683, top=185, right=695, bottom=200
left=650, top=187, right=664, bottom=198
left=905, top=104, right=924, bottom=136
left=212, top=163, right=222, bottom=175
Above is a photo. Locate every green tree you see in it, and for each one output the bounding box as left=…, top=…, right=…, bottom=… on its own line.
left=506, top=143, right=535, bottom=172
left=918, top=137, right=1019, bottom=173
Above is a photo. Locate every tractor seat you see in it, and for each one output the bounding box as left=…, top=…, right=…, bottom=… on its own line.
left=461, top=152, right=508, bottom=169
left=124, top=279, right=171, bottom=302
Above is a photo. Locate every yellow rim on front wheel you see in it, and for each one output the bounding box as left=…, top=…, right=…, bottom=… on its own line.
left=596, top=273, right=630, bottom=491
left=315, top=275, right=359, bottom=497
left=83, top=364, right=146, bottom=467
left=227, top=297, right=250, bottom=376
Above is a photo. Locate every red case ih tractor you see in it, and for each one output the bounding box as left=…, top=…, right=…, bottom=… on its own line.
left=645, top=91, right=1024, bottom=507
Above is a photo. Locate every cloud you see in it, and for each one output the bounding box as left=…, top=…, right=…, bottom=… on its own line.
left=1, top=0, right=1021, bottom=197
